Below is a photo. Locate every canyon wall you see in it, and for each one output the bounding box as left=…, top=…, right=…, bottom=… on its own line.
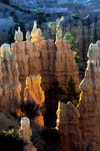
left=57, top=40, right=100, bottom=151
left=0, top=43, right=21, bottom=113
left=60, top=18, right=100, bottom=70
left=42, top=17, right=100, bottom=71
left=78, top=41, right=100, bottom=150
left=11, top=22, right=79, bottom=97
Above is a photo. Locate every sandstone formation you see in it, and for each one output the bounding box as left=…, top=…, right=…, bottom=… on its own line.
left=57, top=40, right=100, bottom=151
left=0, top=43, right=21, bottom=113
left=42, top=17, right=100, bottom=71
left=57, top=101, right=82, bottom=151
left=11, top=24, right=79, bottom=127
left=78, top=41, right=100, bottom=150
left=14, top=27, right=23, bottom=43
left=24, top=75, right=45, bottom=106
left=24, top=75, right=45, bottom=126
left=19, top=117, right=37, bottom=151
left=11, top=22, right=79, bottom=96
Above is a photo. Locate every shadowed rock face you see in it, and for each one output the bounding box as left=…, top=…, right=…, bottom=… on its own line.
left=57, top=40, right=100, bottom=151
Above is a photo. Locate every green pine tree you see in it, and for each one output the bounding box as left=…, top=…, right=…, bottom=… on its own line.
left=46, top=79, right=65, bottom=111
left=62, top=76, right=79, bottom=107
left=63, top=32, right=81, bottom=61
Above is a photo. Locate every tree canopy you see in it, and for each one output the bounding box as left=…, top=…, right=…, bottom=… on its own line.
left=62, top=76, right=79, bottom=106
left=63, top=32, right=81, bottom=61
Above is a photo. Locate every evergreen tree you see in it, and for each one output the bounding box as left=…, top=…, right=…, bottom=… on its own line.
left=46, top=79, right=65, bottom=111
left=45, top=79, right=65, bottom=127
left=62, top=76, right=79, bottom=106
left=63, top=32, right=81, bottom=61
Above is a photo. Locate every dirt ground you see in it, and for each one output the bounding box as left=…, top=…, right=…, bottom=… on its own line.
left=0, top=112, right=20, bottom=132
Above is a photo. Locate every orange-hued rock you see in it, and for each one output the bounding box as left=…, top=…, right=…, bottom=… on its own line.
left=11, top=24, right=79, bottom=97
left=0, top=43, right=21, bottom=113
left=57, top=41, right=100, bottom=151
left=24, top=75, right=45, bottom=106
left=57, top=101, right=82, bottom=151
left=78, top=41, right=100, bottom=150
left=24, top=75, right=45, bottom=126
left=56, top=38, right=79, bottom=91
left=11, top=25, right=79, bottom=127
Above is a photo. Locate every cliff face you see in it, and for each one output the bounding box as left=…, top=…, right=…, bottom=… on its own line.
left=60, top=18, right=100, bottom=70
left=11, top=23, right=79, bottom=97
left=57, top=101, right=82, bottom=151
left=0, top=43, right=21, bottom=113
left=78, top=41, right=100, bottom=150
left=57, top=41, right=100, bottom=151
left=42, top=17, right=100, bottom=71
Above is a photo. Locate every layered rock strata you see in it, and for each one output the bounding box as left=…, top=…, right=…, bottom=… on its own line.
left=42, top=18, right=100, bottom=71
left=0, top=43, right=21, bottom=113
left=11, top=22, right=79, bottom=96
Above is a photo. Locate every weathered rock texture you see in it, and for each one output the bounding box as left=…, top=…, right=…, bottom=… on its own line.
left=42, top=17, right=100, bottom=71
left=24, top=75, right=45, bottom=126
left=19, top=117, right=37, bottom=151
left=57, top=101, right=82, bottom=151
left=11, top=23, right=79, bottom=97
left=0, top=43, right=21, bottom=113
left=78, top=41, right=100, bottom=150
left=57, top=41, right=100, bottom=151
left=60, top=18, right=100, bottom=70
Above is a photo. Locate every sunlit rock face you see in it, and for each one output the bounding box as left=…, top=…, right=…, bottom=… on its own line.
left=19, top=117, right=37, bottom=151
left=57, top=41, right=100, bottom=151
left=78, top=41, right=100, bottom=150
left=56, top=101, right=82, bottom=151
left=24, top=75, right=45, bottom=106
left=11, top=22, right=80, bottom=98
left=24, top=75, right=45, bottom=126
left=0, top=43, right=21, bottom=113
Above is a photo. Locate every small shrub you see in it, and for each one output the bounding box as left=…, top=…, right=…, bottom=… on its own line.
left=19, top=99, right=40, bottom=120
left=34, top=8, right=43, bottom=13
left=0, top=129, right=25, bottom=151
left=74, top=55, right=81, bottom=62
left=72, top=13, right=81, bottom=19
left=72, top=100, right=79, bottom=107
